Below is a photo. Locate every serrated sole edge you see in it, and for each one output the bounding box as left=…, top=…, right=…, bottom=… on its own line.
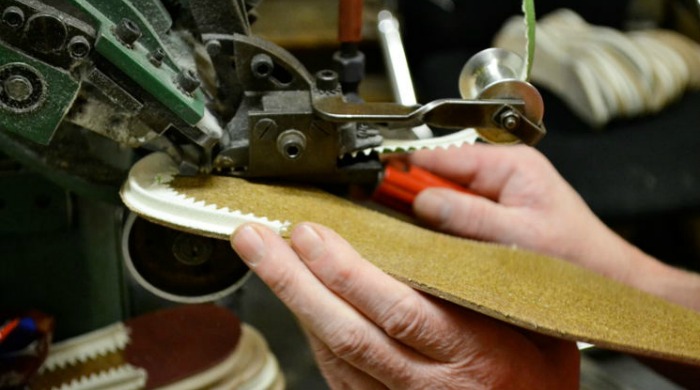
left=120, top=153, right=291, bottom=240
left=41, top=324, right=130, bottom=373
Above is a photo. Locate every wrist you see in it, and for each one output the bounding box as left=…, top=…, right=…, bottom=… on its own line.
left=635, top=257, right=700, bottom=312
left=570, top=227, right=700, bottom=311
left=596, top=234, right=700, bottom=312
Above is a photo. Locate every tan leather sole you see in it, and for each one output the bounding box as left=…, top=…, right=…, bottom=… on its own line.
left=122, top=153, right=700, bottom=366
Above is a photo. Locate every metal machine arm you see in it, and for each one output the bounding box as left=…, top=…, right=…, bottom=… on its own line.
left=0, top=0, right=545, bottom=186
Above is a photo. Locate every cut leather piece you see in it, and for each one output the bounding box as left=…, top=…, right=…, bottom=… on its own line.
left=121, top=153, right=700, bottom=366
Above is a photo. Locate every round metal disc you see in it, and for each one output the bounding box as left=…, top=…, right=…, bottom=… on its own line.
left=122, top=213, right=250, bottom=303
left=458, top=48, right=544, bottom=144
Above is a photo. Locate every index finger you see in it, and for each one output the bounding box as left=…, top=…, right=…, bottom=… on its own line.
left=290, top=222, right=508, bottom=363
left=408, top=144, right=546, bottom=200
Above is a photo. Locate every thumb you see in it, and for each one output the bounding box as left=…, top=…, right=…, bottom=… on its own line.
left=413, top=188, right=517, bottom=243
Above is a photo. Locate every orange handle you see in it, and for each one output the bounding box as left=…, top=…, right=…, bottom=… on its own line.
left=373, top=159, right=474, bottom=214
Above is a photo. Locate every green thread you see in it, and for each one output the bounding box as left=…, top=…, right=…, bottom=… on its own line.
left=522, top=0, right=536, bottom=80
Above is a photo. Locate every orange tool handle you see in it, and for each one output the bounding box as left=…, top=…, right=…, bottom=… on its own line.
left=373, top=160, right=474, bottom=214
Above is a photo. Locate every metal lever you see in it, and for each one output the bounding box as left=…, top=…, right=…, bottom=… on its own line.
left=313, top=96, right=546, bottom=145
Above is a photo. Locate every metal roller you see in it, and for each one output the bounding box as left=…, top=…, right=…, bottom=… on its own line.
left=459, top=48, right=544, bottom=144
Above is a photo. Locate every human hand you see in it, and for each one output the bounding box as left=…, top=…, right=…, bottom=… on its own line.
left=409, top=144, right=700, bottom=312
left=409, top=144, right=642, bottom=282
left=231, top=222, right=579, bottom=389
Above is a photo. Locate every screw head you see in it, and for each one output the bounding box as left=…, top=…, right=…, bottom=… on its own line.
left=67, top=35, right=91, bottom=59
left=0, top=63, right=45, bottom=112
left=315, top=69, right=339, bottom=92
left=276, top=129, right=306, bottom=160
left=499, top=111, right=521, bottom=130
left=175, top=69, right=200, bottom=94
left=2, top=6, right=24, bottom=28
left=205, top=40, right=222, bottom=57
left=4, top=74, right=33, bottom=101
left=149, top=48, right=166, bottom=67
left=115, top=18, right=142, bottom=46
left=250, top=53, right=274, bottom=79
left=253, top=118, right=277, bottom=139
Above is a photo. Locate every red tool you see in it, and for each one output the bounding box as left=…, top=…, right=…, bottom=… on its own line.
left=373, top=159, right=473, bottom=214
left=0, top=317, right=20, bottom=343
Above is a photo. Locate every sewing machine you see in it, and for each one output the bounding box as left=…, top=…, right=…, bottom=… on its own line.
left=0, top=0, right=544, bottom=179
left=0, top=1, right=545, bottom=385
left=0, top=0, right=544, bottom=306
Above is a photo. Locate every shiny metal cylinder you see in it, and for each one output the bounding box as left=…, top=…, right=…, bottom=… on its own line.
left=459, top=48, right=544, bottom=144
left=459, top=48, right=526, bottom=99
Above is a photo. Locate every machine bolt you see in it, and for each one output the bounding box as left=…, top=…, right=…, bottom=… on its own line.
left=276, top=129, right=306, bottom=160
left=2, top=6, right=24, bottom=28
left=175, top=69, right=200, bottom=94
left=315, top=69, right=339, bottom=92
left=115, top=18, right=142, bottom=46
left=253, top=118, right=277, bottom=139
left=4, top=75, right=33, bottom=102
left=498, top=110, right=521, bottom=131
left=250, top=53, right=274, bottom=79
left=149, top=48, right=166, bottom=67
left=205, top=40, right=222, bottom=57
left=67, top=36, right=91, bottom=59
left=0, top=63, right=44, bottom=112
left=214, top=155, right=235, bottom=168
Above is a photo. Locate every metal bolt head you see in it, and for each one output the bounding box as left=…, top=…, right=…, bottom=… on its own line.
left=253, top=118, right=277, bottom=139
left=214, top=155, right=235, bottom=168
left=115, top=18, right=142, bottom=46
left=0, top=63, right=45, bottom=112
left=149, top=48, right=165, bottom=67
left=2, top=6, right=24, bottom=28
left=315, top=69, right=339, bottom=92
left=67, top=35, right=91, bottom=59
left=251, top=53, right=274, bottom=79
left=276, top=129, right=306, bottom=160
left=499, top=110, right=521, bottom=131
left=4, top=75, right=33, bottom=102
left=205, top=40, right=222, bottom=57
left=175, top=69, right=200, bottom=94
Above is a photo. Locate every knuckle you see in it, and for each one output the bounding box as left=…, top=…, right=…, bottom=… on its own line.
left=324, top=264, right=357, bottom=296
left=515, top=144, right=542, bottom=160
left=326, top=324, right=370, bottom=362
left=311, top=343, right=339, bottom=369
left=378, top=293, right=425, bottom=341
left=452, top=199, right=489, bottom=236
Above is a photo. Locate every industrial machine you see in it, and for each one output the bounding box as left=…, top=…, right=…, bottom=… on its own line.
left=6, top=3, right=700, bottom=390
left=0, top=0, right=545, bottom=302
left=0, top=0, right=545, bottom=386
left=0, top=0, right=544, bottom=184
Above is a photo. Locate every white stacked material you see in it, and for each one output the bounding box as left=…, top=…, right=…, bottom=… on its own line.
left=494, top=9, right=700, bottom=127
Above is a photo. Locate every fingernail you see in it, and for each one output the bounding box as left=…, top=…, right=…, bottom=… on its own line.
left=231, top=225, right=265, bottom=267
left=292, top=224, right=326, bottom=262
left=414, top=189, right=451, bottom=224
